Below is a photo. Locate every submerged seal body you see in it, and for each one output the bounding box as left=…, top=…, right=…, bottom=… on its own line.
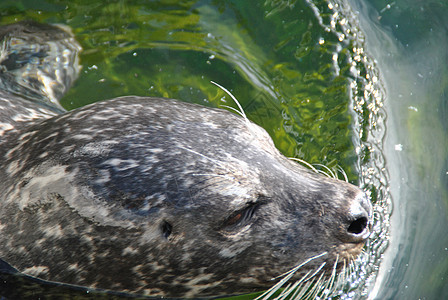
left=0, top=22, right=372, bottom=298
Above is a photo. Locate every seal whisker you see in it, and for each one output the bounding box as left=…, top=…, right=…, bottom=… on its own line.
left=314, top=255, right=340, bottom=298
left=289, top=158, right=350, bottom=182
left=190, top=173, right=235, bottom=180
left=177, top=145, right=227, bottom=169
left=304, top=272, right=325, bottom=299
left=211, top=81, right=248, bottom=122
left=256, top=252, right=328, bottom=300
left=337, top=165, right=349, bottom=182
left=289, top=263, right=327, bottom=300
left=305, top=260, right=327, bottom=281
left=288, top=157, right=319, bottom=174
left=220, top=105, right=246, bottom=119
left=289, top=276, right=318, bottom=300
left=256, top=270, right=312, bottom=300
left=275, top=283, right=293, bottom=300
left=264, top=253, right=356, bottom=300
left=334, top=259, right=348, bottom=294
left=279, top=279, right=303, bottom=299
left=258, top=270, right=309, bottom=300
left=272, top=252, right=328, bottom=280
left=315, top=163, right=336, bottom=179
left=317, top=169, right=332, bottom=178
left=325, top=254, right=339, bottom=292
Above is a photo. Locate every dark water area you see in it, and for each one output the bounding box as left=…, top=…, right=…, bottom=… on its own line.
left=0, top=0, right=444, bottom=299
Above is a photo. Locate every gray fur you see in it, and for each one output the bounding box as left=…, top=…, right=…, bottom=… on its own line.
left=0, top=22, right=372, bottom=298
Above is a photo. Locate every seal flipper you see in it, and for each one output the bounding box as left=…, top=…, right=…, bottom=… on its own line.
left=0, top=21, right=82, bottom=114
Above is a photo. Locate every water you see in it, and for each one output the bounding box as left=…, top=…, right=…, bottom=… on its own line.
left=347, top=0, right=448, bottom=299
left=1, top=0, right=445, bottom=299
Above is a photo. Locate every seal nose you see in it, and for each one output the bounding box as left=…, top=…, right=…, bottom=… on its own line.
left=344, top=192, right=372, bottom=243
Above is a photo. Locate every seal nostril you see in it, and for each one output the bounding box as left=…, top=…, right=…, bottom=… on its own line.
left=347, top=216, right=368, bottom=235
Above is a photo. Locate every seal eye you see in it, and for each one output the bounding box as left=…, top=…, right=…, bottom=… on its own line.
left=224, top=203, right=260, bottom=228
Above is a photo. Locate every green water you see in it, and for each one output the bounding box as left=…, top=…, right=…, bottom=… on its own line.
left=0, top=0, right=365, bottom=174
left=0, top=0, right=389, bottom=299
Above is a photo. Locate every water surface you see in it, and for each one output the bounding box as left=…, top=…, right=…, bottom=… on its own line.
left=348, top=0, right=448, bottom=299
left=0, top=0, right=395, bottom=298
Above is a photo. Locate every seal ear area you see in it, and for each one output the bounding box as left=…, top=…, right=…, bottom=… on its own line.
left=160, top=220, right=173, bottom=240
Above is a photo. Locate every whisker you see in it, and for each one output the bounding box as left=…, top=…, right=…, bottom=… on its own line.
left=317, top=169, right=332, bottom=178
left=276, top=282, right=293, bottom=300
left=190, top=173, right=235, bottom=181
left=288, top=157, right=319, bottom=174
left=306, top=261, right=326, bottom=280
left=283, top=279, right=305, bottom=299
left=263, top=252, right=360, bottom=300
left=334, top=259, right=347, bottom=293
left=272, top=252, right=328, bottom=280
left=295, top=262, right=326, bottom=300
left=177, top=145, right=226, bottom=169
left=256, top=252, right=328, bottom=300
left=220, top=104, right=246, bottom=118
left=211, top=81, right=248, bottom=122
left=316, top=255, right=339, bottom=298
left=293, top=279, right=314, bottom=299
left=325, top=254, right=339, bottom=293
left=305, top=272, right=325, bottom=299
left=337, top=165, right=349, bottom=182
left=257, top=271, right=313, bottom=300
left=289, top=157, right=350, bottom=182
left=315, top=163, right=336, bottom=179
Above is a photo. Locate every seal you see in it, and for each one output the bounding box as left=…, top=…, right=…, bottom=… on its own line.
left=0, top=22, right=373, bottom=298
